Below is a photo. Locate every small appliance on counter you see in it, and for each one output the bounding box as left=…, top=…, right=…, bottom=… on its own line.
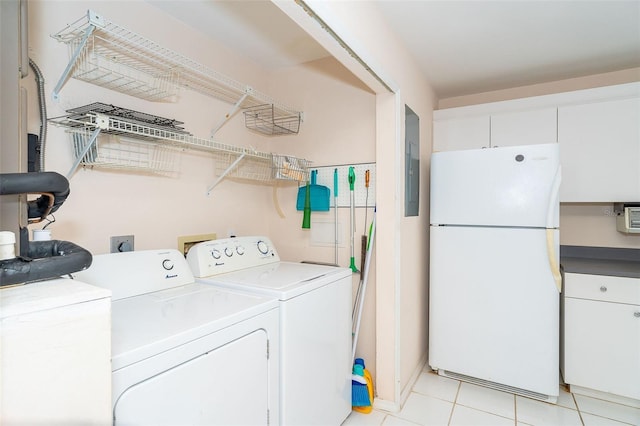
left=615, top=204, right=640, bottom=234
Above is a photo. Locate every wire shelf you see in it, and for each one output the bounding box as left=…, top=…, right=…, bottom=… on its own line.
left=68, top=127, right=179, bottom=175
left=52, top=10, right=303, bottom=122
left=50, top=104, right=310, bottom=183
left=244, top=104, right=300, bottom=136
left=272, top=155, right=310, bottom=181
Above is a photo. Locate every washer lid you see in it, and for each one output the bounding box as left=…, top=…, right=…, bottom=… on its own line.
left=199, top=262, right=352, bottom=300
left=0, top=278, right=110, bottom=319
left=110, top=283, right=278, bottom=371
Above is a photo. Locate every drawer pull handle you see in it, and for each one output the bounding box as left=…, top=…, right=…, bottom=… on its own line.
left=634, top=312, right=640, bottom=318
left=599, top=286, right=607, bottom=292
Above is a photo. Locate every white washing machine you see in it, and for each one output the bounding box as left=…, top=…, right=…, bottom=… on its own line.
left=74, top=249, right=280, bottom=425
left=187, top=236, right=352, bottom=426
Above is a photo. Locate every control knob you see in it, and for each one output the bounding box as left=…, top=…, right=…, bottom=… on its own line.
left=236, top=245, right=245, bottom=255
left=162, top=259, right=174, bottom=270
left=224, top=247, right=234, bottom=257
left=256, top=240, right=269, bottom=255
left=210, top=249, right=221, bottom=260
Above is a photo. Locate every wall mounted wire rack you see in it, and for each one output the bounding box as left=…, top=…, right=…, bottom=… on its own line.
left=51, top=10, right=302, bottom=136
left=50, top=103, right=310, bottom=193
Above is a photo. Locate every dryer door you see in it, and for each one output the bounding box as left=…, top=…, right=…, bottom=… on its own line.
left=114, top=330, right=268, bottom=425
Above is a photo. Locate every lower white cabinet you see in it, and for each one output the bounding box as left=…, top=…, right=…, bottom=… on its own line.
left=563, top=272, right=640, bottom=401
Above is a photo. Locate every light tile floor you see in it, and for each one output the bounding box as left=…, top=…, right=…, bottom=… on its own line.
left=343, top=368, right=640, bottom=426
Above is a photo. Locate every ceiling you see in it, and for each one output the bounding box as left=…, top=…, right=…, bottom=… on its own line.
left=148, top=1, right=640, bottom=100
left=375, top=0, right=640, bottom=98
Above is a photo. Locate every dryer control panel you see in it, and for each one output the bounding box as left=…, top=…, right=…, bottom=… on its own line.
left=186, top=236, right=280, bottom=278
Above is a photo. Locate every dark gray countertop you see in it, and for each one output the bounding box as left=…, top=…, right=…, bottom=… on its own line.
left=561, top=245, right=640, bottom=279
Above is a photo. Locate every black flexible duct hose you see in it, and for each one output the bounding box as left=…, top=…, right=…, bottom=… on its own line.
left=0, top=172, right=70, bottom=221
left=0, top=172, right=92, bottom=285
left=0, top=240, right=93, bottom=287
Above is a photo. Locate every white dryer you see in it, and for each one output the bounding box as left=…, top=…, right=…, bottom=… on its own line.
left=187, top=236, right=352, bottom=426
left=74, top=249, right=280, bottom=426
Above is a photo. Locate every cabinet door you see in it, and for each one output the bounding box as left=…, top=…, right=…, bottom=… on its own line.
left=433, top=116, right=490, bottom=151
left=491, top=107, right=557, bottom=147
left=558, top=97, right=640, bottom=202
left=564, top=297, right=640, bottom=400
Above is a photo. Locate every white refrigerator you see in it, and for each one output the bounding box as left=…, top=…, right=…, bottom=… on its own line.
left=429, top=143, right=561, bottom=402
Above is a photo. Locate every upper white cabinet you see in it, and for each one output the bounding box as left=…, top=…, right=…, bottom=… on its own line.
left=433, top=116, right=490, bottom=151
left=491, top=108, right=557, bottom=148
left=433, top=107, right=557, bottom=152
left=558, top=98, right=640, bottom=202
left=433, top=83, right=640, bottom=202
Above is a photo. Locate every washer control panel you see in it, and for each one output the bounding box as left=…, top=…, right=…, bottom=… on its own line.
left=186, top=236, right=280, bottom=278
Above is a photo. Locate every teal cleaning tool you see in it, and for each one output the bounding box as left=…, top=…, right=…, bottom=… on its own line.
left=334, top=168, right=339, bottom=265
left=348, top=167, right=358, bottom=273
left=352, top=208, right=376, bottom=363
left=296, top=170, right=330, bottom=211
left=302, top=182, right=311, bottom=229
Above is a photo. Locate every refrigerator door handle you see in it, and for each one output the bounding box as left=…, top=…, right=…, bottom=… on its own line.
left=545, top=165, right=561, bottom=229
left=546, top=229, right=562, bottom=293
left=545, top=165, right=562, bottom=293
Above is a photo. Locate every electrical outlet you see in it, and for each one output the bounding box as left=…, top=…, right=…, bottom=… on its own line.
left=111, top=235, right=134, bottom=253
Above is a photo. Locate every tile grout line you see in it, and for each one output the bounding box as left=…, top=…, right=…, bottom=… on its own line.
left=572, top=392, right=586, bottom=426
left=447, top=380, right=462, bottom=426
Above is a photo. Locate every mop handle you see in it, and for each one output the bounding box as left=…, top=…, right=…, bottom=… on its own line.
left=334, top=168, right=338, bottom=265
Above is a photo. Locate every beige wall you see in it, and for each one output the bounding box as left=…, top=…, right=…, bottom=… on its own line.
left=27, top=0, right=377, bottom=253
left=28, top=0, right=277, bottom=253
left=438, top=69, right=640, bottom=250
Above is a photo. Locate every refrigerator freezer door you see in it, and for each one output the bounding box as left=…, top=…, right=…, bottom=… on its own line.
left=429, top=225, right=559, bottom=398
left=430, top=144, right=560, bottom=228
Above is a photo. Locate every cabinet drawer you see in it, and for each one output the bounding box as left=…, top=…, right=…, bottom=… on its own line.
left=564, top=273, right=640, bottom=305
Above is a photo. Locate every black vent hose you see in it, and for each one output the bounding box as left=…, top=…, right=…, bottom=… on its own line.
left=0, top=172, right=70, bottom=221
left=0, top=240, right=93, bottom=287
left=0, top=172, right=92, bottom=286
